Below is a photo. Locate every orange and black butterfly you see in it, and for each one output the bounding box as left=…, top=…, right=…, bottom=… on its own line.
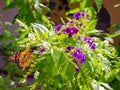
left=9, top=47, right=37, bottom=69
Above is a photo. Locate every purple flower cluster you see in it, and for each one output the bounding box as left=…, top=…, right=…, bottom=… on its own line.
left=63, top=27, right=78, bottom=38
left=84, top=37, right=96, bottom=50
left=54, top=24, right=78, bottom=38
left=72, top=48, right=86, bottom=64
left=73, top=12, right=81, bottom=20
left=73, top=12, right=90, bottom=20
left=66, top=46, right=86, bottom=72
left=55, top=24, right=62, bottom=31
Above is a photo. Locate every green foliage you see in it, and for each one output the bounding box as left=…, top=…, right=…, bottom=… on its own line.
left=3, top=13, right=119, bottom=89
left=67, top=0, right=102, bottom=16
left=108, top=23, right=120, bottom=38
left=67, top=0, right=94, bottom=16
left=4, top=0, right=50, bottom=25
left=94, top=0, right=102, bottom=12
left=109, top=22, right=120, bottom=30
left=0, top=28, right=15, bottom=42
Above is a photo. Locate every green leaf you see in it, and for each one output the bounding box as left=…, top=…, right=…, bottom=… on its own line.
left=16, top=19, right=29, bottom=30
left=87, top=7, right=96, bottom=19
left=0, top=28, right=15, bottom=41
left=108, top=30, right=120, bottom=38
left=66, top=8, right=80, bottom=16
left=39, top=3, right=50, bottom=12
left=115, top=73, right=120, bottom=81
left=32, top=23, right=49, bottom=33
left=95, top=0, right=102, bottom=12
left=70, top=0, right=81, bottom=4
left=51, top=47, right=61, bottom=62
left=42, top=15, right=51, bottom=28
left=79, top=0, right=91, bottom=11
left=104, top=37, right=113, bottom=43
left=100, top=83, right=113, bottom=90
left=19, top=31, right=29, bottom=39
left=86, top=61, right=94, bottom=74
left=34, top=7, right=43, bottom=23
left=65, top=62, right=75, bottom=80
left=86, top=20, right=97, bottom=30
left=79, top=0, right=86, bottom=11
left=4, top=1, right=17, bottom=9
left=109, top=23, right=120, bottom=30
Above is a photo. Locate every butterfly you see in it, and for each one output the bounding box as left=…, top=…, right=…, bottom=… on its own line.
left=9, top=47, right=36, bottom=69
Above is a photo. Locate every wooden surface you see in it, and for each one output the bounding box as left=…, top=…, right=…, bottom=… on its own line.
left=103, top=0, right=120, bottom=47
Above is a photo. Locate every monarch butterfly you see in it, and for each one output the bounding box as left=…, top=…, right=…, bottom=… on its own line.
left=9, top=47, right=36, bottom=69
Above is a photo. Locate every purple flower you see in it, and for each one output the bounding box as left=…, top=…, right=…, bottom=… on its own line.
left=26, top=74, right=35, bottom=85
left=66, top=47, right=87, bottom=72
left=84, top=37, right=93, bottom=45
left=90, top=44, right=96, bottom=50
left=79, top=22, right=82, bottom=26
left=40, top=47, right=45, bottom=54
left=81, top=12, right=85, bottom=17
left=63, top=27, right=78, bottom=38
left=72, top=48, right=86, bottom=64
left=73, top=12, right=81, bottom=20
left=68, top=20, right=74, bottom=24
left=77, top=53, right=84, bottom=60
left=79, top=54, right=86, bottom=64
left=76, top=67, right=80, bottom=73
left=86, top=14, right=90, bottom=20
left=71, top=27, right=78, bottom=34
left=76, top=53, right=86, bottom=64
left=65, top=27, right=71, bottom=33
left=55, top=24, right=62, bottom=31
left=78, top=36, right=81, bottom=40
left=87, top=39, right=94, bottom=45
left=66, top=46, right=74, bottom=53
left=84, top=36, right=96, bottom=50
left=72, top=49, right=81, bottom=57
left=84, top=37, right=92, bottom=42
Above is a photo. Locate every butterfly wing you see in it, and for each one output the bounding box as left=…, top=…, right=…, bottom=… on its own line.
left=18, top=49, right=34, bottom=69
left=9, top=48, right=34, bottom=69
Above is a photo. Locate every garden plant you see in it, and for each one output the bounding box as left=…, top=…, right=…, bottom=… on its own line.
left=0, top=0, right=120, bottom=90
